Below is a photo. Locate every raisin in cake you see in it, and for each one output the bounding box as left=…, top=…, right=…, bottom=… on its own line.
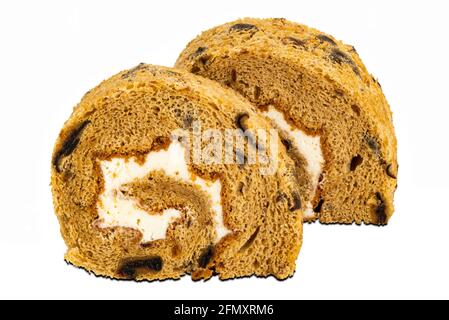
left=176, top=18, right=398, bottom=225
left=51, top=64, right=303, bottom=281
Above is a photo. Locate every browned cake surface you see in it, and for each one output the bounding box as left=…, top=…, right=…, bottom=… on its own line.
left=51, top=64, right=303, bottom=281
left=176, top=18, right=398, bottom=225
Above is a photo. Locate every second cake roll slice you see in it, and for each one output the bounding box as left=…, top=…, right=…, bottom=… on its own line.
left=176, top=18, right=398, bottom=225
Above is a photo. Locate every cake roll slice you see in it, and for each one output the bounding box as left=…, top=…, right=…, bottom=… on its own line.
left=176, top=18, right=398, bottom=225
left=51, top=64, right=303, bottom=281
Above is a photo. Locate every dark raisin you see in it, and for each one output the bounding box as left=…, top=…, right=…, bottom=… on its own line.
left=191, top=65, right=201, bottom=74
left=386, top=164, right=398, bottom=179
left=236, top=113, right=250, bottom=131
left=281, top=138, right=292, bottom=151
left=198, top=246, right=214, bottom=268
left=372, top=76, right=382, bottom=88
left=198, top=55, right=211, bottom=65
left=254, top=86, right=261, bottom=100
left=139, top=242, right=155, bottom=249
left=53, top=120, right=91, bottom=173
left=118, top=264, right=137, bottom=279
left=230, top=23, right=258, bottom=32
left=231, top=69, right=237, bottom=82
left=289, top=192, right=302, bottom=211
left=284, top=37, right=306, bottom=47
left=330, top=49, right=360, bottom=76
left=239, top=111, right=267, bottom=153
left=314, top=199, right=324, bottom=213
left=190, top=47, right=211, bottom=65
left=146, top=257, right=163, bottom=271
left=121, top=63, right=147, bottom=79
left=351, top=105, right=361, bottom=116
left=191, top=46, right=207, bottom=59
left=236, top=113, right=260, bottom=150
left=365, top=134, right=381, bottom=155
left=318, top=173, right=324, bottom=184
left=374, top=192, right=387, bottom=225
left=118, top=257, right=163, bottom=279
left=240, top=227, right=260, bottom=251
left=317, top=34, right=337, bottom=46
left=330, top=49, right=354, bottom=65
left=350, top=155, right=363, bottom=171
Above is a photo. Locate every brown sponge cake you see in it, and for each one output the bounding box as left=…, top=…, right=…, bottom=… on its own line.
left=51, top=64, right=303, bottom=281
left=176, top=18, right=398, bottom=225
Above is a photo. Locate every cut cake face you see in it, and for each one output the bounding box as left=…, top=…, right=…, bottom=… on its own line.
left=176, top=18, right=398, bottom=225
left=51, top=64, right=304, bottom=281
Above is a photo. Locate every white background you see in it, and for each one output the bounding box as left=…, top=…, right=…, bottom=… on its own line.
left=0, top=0, right=448, bottom=300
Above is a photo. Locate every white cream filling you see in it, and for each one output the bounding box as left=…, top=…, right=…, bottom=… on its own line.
left=96, top=140, right=230, bottom=243
left=263, top=106, right=324, bottom=218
